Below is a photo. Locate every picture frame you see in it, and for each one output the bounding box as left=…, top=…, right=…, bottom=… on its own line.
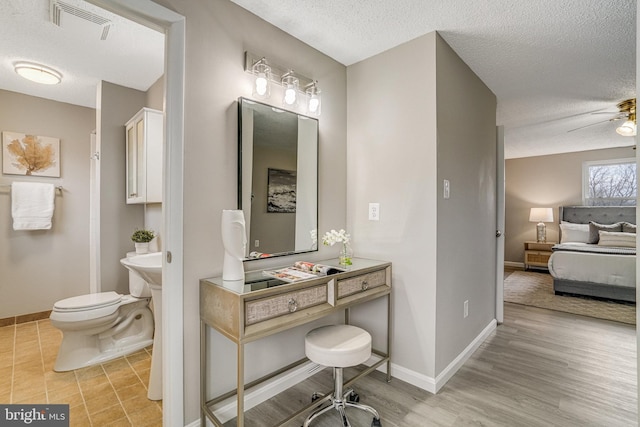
left=267, top=168, right=296, bottom=213
left=2, top=131, right=60, bottom=177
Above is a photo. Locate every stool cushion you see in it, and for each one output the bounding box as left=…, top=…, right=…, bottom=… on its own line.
left=305, top=325, right=372, bottom=368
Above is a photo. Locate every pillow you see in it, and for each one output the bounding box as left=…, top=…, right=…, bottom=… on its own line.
left=622, top=222, right=637, bottom=233
left=559, top=222, right=590, bottom=243
left=588, top=221, right=622, bottom=244
left=597, top=231, right=636, bottom=248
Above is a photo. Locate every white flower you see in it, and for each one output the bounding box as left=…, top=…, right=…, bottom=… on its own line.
left=310, top=229, right=317, bottom=244
left=322, top=229, right=350, bottom=246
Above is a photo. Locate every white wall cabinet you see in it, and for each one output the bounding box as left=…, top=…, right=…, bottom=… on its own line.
left=125, top=108, right=163, bottom=204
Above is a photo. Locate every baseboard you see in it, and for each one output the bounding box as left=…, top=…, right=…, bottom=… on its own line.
left=0, top=310, right=52, bottom=327
left=369, top=318, right=497, bottom=394
left=504, top=261, right=524, bottom=269
left=199, top=360, right=324, bottom=425
left=193, top=319, right=497, bottom=426
left=434, top=319, right=497, bottom=392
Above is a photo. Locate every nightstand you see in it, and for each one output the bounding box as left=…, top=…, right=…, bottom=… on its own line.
left=524, top=241, right=556, bottom=270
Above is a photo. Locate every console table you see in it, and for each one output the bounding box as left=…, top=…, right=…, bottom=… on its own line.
left=199, top=258, right=392, bottom=427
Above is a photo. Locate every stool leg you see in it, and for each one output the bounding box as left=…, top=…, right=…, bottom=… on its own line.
left=345, top=401, right=380, bottom=420
left=303, top=403, right=335, bottom=427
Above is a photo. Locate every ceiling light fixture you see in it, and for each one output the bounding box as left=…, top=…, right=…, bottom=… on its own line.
left=14, top=62, right=62, bottom=85
left=615, top=98, right=636, bottom=136
left=244, top=52, right=321, bottom=116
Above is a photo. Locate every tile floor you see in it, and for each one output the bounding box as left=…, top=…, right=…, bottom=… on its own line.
left=0, top=319, right=162, bottom=426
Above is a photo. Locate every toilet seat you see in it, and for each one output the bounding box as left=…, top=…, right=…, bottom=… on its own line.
left=51, top=291, right=130, bottom=323
left=54, top=291, right=122, bottom=312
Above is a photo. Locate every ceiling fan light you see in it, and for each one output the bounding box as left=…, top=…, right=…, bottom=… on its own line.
left=616, top=120, right=636, bottom=136
left=14, top=62, right=62, bottom=85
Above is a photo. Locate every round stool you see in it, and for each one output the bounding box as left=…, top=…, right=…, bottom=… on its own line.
left=303, top=325, right=381, bottom=427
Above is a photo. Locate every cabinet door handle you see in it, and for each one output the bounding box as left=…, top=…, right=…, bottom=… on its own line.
left=361, top=280, right=369, bottom=291
left=129, top=193, right=138, bottom=197
left=288, top=298, right=298, bottom=313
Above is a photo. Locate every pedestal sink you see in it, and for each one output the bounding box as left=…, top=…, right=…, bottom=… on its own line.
left=120, top=252, right=163, bottom=401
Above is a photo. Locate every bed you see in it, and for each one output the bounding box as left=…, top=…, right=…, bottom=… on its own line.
left=548, top=206, right=636, bottom=303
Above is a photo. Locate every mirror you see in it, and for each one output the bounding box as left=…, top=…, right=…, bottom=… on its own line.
left=238, top=97, right=318, bottom=260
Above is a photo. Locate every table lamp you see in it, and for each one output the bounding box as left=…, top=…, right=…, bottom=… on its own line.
left=529, top=207, right=554, bottom=243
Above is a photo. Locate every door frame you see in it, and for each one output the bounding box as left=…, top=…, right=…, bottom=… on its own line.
left=87, top=1, right=185, bottom=425
left=496, top=125, right=505, bottom=323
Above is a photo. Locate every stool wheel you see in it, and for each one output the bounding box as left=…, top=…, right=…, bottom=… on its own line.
left=311, top=392, right=322, bottom=402
left=347, top=391, right=360, bottom=403
left=371, top=417, right=382, bottom=427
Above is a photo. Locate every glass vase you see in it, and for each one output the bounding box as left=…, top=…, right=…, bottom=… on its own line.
left=339, top=242, right=353, bottom=266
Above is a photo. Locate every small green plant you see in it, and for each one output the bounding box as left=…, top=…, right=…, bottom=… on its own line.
left=131, top=229, right=155, bottom=243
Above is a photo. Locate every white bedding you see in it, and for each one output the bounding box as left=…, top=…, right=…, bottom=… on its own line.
left=548, top=243, right=636, bottom=288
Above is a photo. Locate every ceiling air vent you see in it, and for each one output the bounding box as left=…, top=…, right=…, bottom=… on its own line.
left=50, top=0, right=112, bottom=41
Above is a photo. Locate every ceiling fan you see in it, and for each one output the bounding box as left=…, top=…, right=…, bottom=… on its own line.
left=568, top=98, right=636, bottom=136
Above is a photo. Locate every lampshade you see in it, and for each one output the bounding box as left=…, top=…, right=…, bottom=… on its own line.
left=529, top=208, right=554, bottom=223
left=14, top=62, right=62, bottom=85
left=616, top=118, right=637, bottom=136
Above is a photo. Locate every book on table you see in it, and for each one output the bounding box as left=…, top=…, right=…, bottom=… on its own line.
left=263, top=261, right=346, bottom=282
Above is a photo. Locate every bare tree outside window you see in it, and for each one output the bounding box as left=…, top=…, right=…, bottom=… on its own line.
left=585, top=161, right=636, bottom=206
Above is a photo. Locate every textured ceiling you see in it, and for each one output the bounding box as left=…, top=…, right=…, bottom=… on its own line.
left=0, top=0, right=164, bottom=109
left=231, top=0, right=637, bottom=158
left=0, top=1, right=635, bottom=159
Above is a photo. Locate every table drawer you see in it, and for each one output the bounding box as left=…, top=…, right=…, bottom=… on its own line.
left=337, top=269, right=387, bottom=299
left=245, top=284, right=327, bottom=325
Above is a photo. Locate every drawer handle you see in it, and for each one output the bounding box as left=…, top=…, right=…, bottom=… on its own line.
left=129, top=193, right=138, bottom=197
left=361, top=280, right=369, bottom=291
left=288, top=298, right=298, bottom=313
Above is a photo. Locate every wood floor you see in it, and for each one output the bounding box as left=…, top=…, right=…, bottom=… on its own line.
left=231, top=303, right=637, bottom=427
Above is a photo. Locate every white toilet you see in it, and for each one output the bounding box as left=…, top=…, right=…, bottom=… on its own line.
left=50, top=271, right=154, bottom=372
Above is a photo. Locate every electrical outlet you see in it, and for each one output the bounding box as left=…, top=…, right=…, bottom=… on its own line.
left=368, top=203, right=380, bottom=221
left=464, top=300, right=469, bottom=318
left=444, top=179, right=450, bottom=199
left=254, top=240, right=260, bottom=247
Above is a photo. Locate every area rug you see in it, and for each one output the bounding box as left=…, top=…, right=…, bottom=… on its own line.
left=504, top=270, right=636, bottom=325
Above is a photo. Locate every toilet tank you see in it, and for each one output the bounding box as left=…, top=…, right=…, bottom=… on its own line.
left=129, top=271, right=152, bottom=298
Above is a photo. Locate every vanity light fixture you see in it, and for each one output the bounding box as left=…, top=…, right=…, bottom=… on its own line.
left=305, top=81, right=321, bottom=116
left=250, top=57, right=271, bottom=99
left=244, top=52, right=321, bottom=115
left=14, top=62, right=62, bottom=85
left=281, top=71, right=299, bottom=106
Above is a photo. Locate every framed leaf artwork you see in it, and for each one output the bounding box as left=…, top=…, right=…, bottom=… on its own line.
left=2, top=131, right=60, bottom=177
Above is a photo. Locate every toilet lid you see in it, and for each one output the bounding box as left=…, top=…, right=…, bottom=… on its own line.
left=54, top=291, right=122, bottom=311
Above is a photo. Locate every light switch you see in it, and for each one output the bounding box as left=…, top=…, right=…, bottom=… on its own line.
left=443, top=179, right=450, bottom=199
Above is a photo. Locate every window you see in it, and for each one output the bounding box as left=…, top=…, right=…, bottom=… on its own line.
left=583, top=158, right=637, bottom=206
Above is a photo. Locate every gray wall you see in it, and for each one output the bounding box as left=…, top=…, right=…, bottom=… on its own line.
left=434, top=34, right=497, bottom=373
left=153, top=0, right=348, bottom=420
left=505, top=146, right=634, bottom=263
left=347, top=31, right=497, bottom=382
left=0, top=89, right=94, bottom=318
left=97, top=82, right=146, bottom=294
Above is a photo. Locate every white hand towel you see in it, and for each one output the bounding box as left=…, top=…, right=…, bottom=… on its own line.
left=11, top=182, right=55, bottom=230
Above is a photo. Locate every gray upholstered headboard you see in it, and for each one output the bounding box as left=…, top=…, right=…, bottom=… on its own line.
left=559, top=206, right=636, bottom=225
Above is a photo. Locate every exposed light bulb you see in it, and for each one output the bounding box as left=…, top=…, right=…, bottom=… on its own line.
left=284, top=86, right=297, bottom=105
left=309, top=96, right=320, bottom=113
left=255, top=73, right=268, bottom=96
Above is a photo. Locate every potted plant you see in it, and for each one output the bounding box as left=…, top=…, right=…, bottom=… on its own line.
left=131, top=228, right=155, bottom=254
